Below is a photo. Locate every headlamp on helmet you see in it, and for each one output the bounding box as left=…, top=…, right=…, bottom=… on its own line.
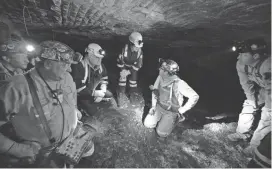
left=0, top=39, right=36, bottom=56
left=73, top=52, right=83, bottom=63
left=98, top=49, right=106, bottom=56
left=129, top=32, right=143, bottom=48
left=85, top=43, right=105, bottom=58
left=39, top=41, right=77, bottom=64
left=232, top=38, right=267, bottom=54
left=26, top=44, right=35, bottom=52
left=159, top=59, right=179, bottom=75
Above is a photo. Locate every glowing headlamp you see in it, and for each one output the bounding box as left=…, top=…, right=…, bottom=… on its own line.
left=26, top=44, right=35, bottom=52
left=1, top=41, right=36, bottom=54
left=231, top=46, right=236, bottom=52
left=138, top=40, right=143, bottom=46
left=99, top=49, right=106, bottom=56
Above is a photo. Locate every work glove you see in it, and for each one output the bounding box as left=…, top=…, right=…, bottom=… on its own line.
left=243, top=100, right=257, bottom=109
left=94, top=97, right=103, bottom=103
left=120, top=69, right=131, bottom=77
left=178, top=107, right=187, bottom=115
left=94, top=97, right=112, bottom=103
left=100, top=84, right=107, bottom=93
left=8, top=141, right=41, bottom=162
left=149, top=85, right=154, bottom=90
left=177, top=108, right=186, bottom=122
left=148, top=107, right=156, bottom=116
left=75, top=108, right=82, bottom=120
left=93, top=90, right=105, bottom=97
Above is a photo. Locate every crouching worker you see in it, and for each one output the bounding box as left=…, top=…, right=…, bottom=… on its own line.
left=117, top=32, right=144, bottom=107
left=0, top=41, right=94, bottom=168
left=71, top=43, right=115, bottom=111
left=227, top=38, right=271, bottom=155
left=144, top=59, right=199, bottom=137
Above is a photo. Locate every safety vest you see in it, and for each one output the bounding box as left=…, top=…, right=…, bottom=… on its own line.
left=157, top=79, right=181, bottom=112
left=123, top=44, right=141, bottom=58
left=121, top=44, right=142, bottom=67
left=244, top=56, right=270, bottom=88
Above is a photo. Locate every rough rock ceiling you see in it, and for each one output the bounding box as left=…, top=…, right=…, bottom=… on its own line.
left=0, top=0, right=270, bottom=47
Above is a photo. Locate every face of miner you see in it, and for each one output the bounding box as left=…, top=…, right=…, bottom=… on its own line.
left=8, top=52, right=29, bottom=69
left=85, top=47, right=103, bottom=66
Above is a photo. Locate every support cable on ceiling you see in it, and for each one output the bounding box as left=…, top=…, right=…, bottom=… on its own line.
left=22, top=0, right=33, bottom=36
left=23, top=6, right=33, bottom=36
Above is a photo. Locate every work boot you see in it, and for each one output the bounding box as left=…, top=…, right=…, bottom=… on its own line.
left=227, top=132, right=250, bottom=142
left=108, top=98, right=118, bottom=108
left=243, top=145, right=256, bottom=157
left=129, top=91, right=142, bottom=107
left=117, top=92, right=129, bottom=108
left=177, top=114, right=186, bottom=123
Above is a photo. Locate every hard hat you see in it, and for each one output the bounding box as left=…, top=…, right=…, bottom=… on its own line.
left=74, top=52, right=83, bottom=63
left=234, top=38, right=267, bottom=54
left=129, top=32, right=143, bottom=48
left=0, top=39, right=29, bottom=56
left=39, top=40, right=78, bottom=64
left=85, top=43, right=105, bottom=58
left=160, top=59, right=179, bottom=75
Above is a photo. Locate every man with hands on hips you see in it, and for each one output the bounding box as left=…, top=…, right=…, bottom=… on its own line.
left=144, top=59, right=199, bottom=137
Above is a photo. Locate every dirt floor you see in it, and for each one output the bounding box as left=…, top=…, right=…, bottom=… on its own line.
left=75, top=95, right=250, bottom=168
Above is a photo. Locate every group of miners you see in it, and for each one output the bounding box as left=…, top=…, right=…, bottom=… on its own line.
left=0, top=19, right=270, bottom=168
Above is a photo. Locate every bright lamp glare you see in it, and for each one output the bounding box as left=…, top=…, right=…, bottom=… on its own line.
left=232, top=46, right=236, bottom=51
left=26, top=45, right=35, bottom=52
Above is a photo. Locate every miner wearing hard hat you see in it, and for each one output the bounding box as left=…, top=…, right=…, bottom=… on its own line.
left=143, top=59, right=199, bottom=137
left=0, top=40, right=93, bottom=167
left=0, top=38, right=30, bottom=84
left=71, top=43, right=115, bottom=113
left=227, top=38, right=271, bottom=155
left=117, top=31, right=144, bottom=107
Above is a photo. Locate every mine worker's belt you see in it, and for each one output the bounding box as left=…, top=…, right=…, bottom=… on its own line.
left=158, top=102, right=179, bottom=113
left=124, top=64, right=133, bottom=67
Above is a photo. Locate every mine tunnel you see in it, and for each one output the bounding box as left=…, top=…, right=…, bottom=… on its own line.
left=0, top=0, right=271, bottom=168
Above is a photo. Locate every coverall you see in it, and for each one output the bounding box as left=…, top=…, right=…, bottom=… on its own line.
left=71, top=61, right=112, bottom=108
left=144, top=75, right=199, bottom=137
left=0, top=62, right=24, bottom=84
left=0, top=69, right=93, bottom=167
left=117, top=44, right=143, bottom=93
left=236, top=56, right=271, bottom=146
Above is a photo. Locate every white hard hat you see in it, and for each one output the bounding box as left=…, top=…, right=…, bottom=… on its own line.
left=129, top=32, right=143, bottom=48
left=85, top=43, right=105, bottom=58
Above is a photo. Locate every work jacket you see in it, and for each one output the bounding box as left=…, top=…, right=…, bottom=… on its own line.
left=153, top=75, right=199, bottom=112
left=236, top=56, right=271, bottom=106
left=117, top=44, right=143, bottom=71
left=0, top=69, right=78, bottom=149
left=71, top=61, right=108, bottom=100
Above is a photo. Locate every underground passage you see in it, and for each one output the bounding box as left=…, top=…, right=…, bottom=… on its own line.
left=0, top=0, right=271, bottom=168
